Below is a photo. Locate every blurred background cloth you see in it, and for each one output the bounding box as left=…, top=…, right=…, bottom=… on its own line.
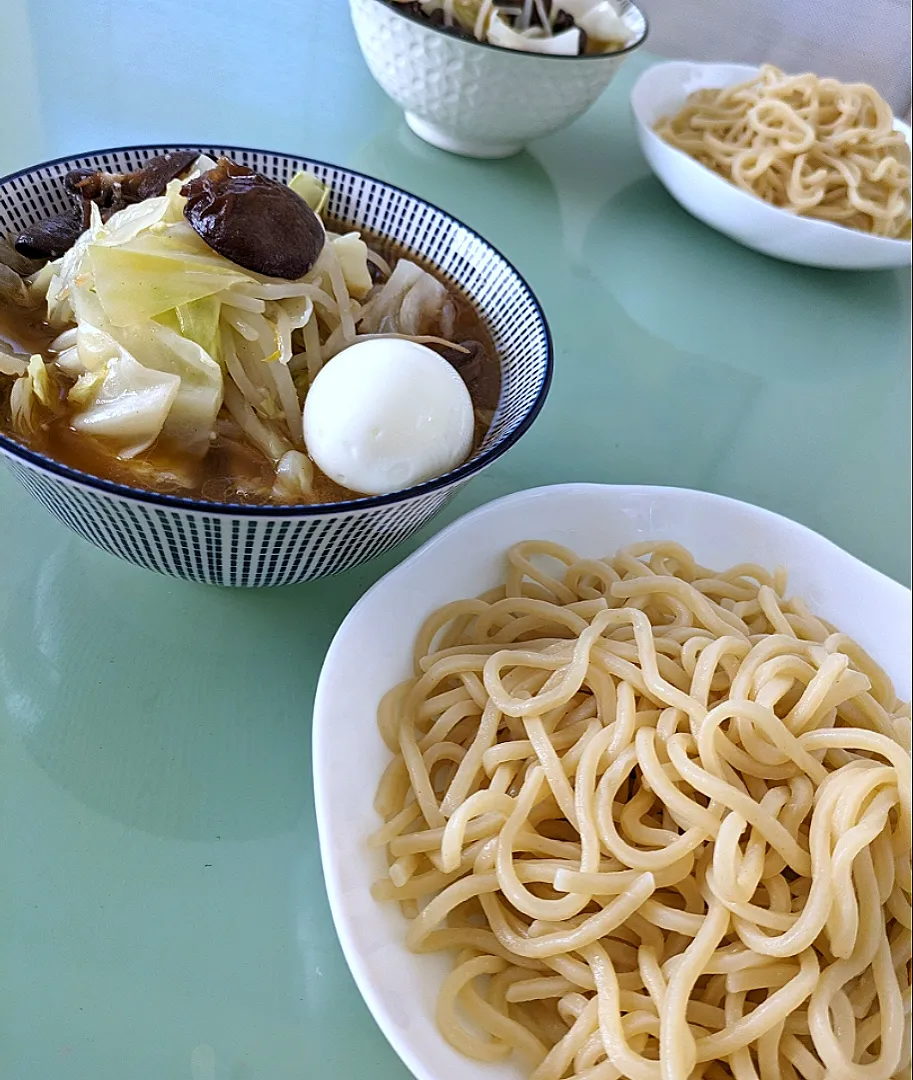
left=638, top=0, right=913, bottom=119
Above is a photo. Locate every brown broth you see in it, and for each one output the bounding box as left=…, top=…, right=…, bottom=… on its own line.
left=0, top=235, right=501, bottom=506
left=0, top=301, right=57, bottom=356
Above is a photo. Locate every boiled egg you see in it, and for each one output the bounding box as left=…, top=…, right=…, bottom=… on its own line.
left=302, top=338, right=475, bottom=496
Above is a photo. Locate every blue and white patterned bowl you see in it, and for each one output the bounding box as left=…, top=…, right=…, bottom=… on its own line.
left=0, top=144, right=552, bottom=587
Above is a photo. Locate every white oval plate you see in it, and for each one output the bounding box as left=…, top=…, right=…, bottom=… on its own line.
left=313, top=483, right=911, bottom=1080
left=630, top=61, right=912, bottom=270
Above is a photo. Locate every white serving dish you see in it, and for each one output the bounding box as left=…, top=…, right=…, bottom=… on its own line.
left=630, top=61, right=912, bottom=270
left=350, top=0, right=648, bottom=158
left=313, top=482, right=911, bottom=1080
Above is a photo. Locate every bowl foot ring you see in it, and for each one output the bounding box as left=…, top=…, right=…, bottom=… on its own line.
left=404, top=113, right=525, bottom=159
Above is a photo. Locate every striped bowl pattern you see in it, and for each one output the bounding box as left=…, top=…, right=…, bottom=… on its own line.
left=0, top=145, right=552, bottom=587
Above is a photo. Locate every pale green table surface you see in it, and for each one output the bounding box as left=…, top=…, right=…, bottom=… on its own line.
left=1, top=2, right=910, bottom=1078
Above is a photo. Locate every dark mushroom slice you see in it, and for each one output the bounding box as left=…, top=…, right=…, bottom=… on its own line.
left=14, top=150, right=200, bottom=261
left=14, top=205, right=86, bottom=261
left=13, top=169, right=103, bottom=260
left=430, top=339, right=500, bottom=410
left=69, top=149, right=200, bottom=207
left=0, top=234, right=45, bottom=277
left=124, top=149, right=200, bottom=201
left=181, top=158, right=325, bottom=280
left=552, top=8, right=577, bottom=33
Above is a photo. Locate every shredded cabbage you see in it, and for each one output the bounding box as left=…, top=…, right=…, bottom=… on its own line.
left=111, top=321, right=223, bottom=456
left=45, top=203, right=103, bottom=326
left=222, top=380, right=291, bottom=463
left=177, top=154, right=218, bottom=189
left=0, top=346, right=28, bottom=377
left=70, top=350, right=181, bottom=458
left=10, top=366, right=39, bottom=435
left=94, top=192, right=171, bottom=247
left=272, top=449, right=315, bottom=501
left=399, top=271, right=449, bottom=335
left=8, top=156, right=462, bottom=500
left=10, top=355, right=56, bottom=435
left=28, top=354, right=55, bottom=406
left=50, top=327, right=78, bottom=353
left=332, top=233, right=373, bottom=299
left=27, top=260, right=58, bottom=302
left=172, top=295, right=223, bottom=360
left=89, top=238, right=250, bottom=326
left=289, top=171, right=330, bottom=215
left=67, top=369, right=106, bottom=406
left=359, top=260, right=423, bottom=333
left=359, top=259, right=451, bottom=337
left=72, top=321, right=124, bottom=377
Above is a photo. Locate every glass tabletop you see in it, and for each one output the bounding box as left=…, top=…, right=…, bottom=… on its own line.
left=1, top=2, right=909, bottom=1078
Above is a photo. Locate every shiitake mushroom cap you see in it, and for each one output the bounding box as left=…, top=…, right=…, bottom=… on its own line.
left=181, top=158, right=325, bottom=280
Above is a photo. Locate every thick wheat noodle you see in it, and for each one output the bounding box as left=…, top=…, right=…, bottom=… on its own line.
left=655, top=64, right=912, bottom=239
left=371, top=540, right=912, bottom=1079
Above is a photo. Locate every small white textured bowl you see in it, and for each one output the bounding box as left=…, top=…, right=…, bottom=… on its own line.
left=350, top=0, right=648, bottom=158
left=631, top=61, right=913, bottom=270
left=313, top=483, right=911, bottom=1080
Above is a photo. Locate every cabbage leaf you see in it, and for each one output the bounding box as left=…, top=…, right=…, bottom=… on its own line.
left=272, top=450, right=315, bottom=501
left=90, top=235, right=249, bottom=326
left=67, top=369, right=106, bottom=406
left=0, top=346, right=28, bottom=377
left=111, top=320, right=223, bottom=456
left=94, top=193, right=170, bottom=247
left=333, top=233, right=373, bottom=299
left=171, top=295, right=223, bottom=360
left=358, top=259, right=449, bottom=336
left=10, top=356, right=46, bottom=435
left=27, top=354, right=55, bottom=406
left=289, top=171, right=330, bottom=215
left=70, top=348, right=181, bottom=458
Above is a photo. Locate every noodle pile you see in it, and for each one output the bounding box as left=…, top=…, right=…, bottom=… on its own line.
left=371, top=540, right=912, bottom=1080
left=655, top=65, right=912, bottom=240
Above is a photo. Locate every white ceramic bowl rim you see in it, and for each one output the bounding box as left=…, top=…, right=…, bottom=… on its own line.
left=631, top=61, right=913, bottom=253
left=0, top=143, right=554, bottom=519
left=372, top=0, right=649, bottom=60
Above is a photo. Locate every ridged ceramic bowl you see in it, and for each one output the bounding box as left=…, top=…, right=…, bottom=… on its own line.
left=0, top=144, right=553, bottom=587
left=350, top=0, right=648, bottom=158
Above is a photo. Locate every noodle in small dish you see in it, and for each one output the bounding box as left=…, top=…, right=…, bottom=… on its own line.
left=655, top=65, right=912, bottom=240
left=371, top=539, right=912, bottom=1080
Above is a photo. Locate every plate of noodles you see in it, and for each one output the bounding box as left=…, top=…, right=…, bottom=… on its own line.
left=313, top=483, right=912, bottom=1080
left=630, top=61, right=912, bottom=269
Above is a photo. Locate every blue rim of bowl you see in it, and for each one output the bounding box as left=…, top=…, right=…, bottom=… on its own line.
left=0, top=142, right=554, bottom=518
left=368, top=0, right=649, bottom=60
